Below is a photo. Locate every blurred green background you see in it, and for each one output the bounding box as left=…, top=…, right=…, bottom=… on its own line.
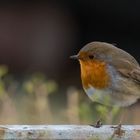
left=0, top=1, right=139, bottom=124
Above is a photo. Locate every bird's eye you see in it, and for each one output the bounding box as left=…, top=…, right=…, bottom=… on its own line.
left=89, top=55, right=94, bottom=59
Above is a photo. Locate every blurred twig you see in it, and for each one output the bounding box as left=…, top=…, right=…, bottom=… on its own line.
left=67, top=87, right=80, bottom=124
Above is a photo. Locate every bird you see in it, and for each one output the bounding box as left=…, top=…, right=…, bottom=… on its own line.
left=70, top=41, right=140, bottom=107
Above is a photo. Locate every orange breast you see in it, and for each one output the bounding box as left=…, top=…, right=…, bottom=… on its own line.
left=80, top=59, right=110, bottom=89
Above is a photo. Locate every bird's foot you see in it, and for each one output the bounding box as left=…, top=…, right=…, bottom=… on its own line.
left=111, top=123, right=125, bottom=138
left=90, top=119, right=102, bottom=128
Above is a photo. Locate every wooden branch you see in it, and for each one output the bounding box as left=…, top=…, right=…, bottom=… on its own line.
left=0, top=125, right=139, bottom=139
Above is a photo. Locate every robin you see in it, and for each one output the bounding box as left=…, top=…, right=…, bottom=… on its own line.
left=70, top=41, right=140, bottom=107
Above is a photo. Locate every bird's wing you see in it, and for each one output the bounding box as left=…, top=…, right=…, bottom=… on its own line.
left=118, top=67, right=140, bottom=83
left=114, top=59, right=140, bottom=83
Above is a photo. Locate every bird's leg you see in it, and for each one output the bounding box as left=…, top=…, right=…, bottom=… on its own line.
left=110, top=108, right=126, bottom=137
left=90, top=118, right=102, bottom=128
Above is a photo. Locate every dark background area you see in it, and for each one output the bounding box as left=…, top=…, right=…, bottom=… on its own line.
left=0, top=0, right=140, bottom=87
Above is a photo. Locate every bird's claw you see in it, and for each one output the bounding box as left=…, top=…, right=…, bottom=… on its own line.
left=111, top=123, right=125, bottom=138
left=90, top=119, right=102, bottom=128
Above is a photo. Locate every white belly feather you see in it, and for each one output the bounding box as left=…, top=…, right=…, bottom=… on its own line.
left=84, top=87, right=111, bottom=105
left=84, top=86, right=139, bottom=107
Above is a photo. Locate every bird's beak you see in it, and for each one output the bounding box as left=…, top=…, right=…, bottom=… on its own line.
left=70, top=54, right=79, bottom=60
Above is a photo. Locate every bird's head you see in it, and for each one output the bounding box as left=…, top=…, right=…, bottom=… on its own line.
left=70, top=41, right=117, bottom=89
left=70, top=41, right=119, bottom=64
